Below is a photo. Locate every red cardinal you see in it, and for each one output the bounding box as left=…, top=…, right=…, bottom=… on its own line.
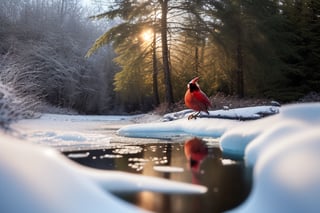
left=184, top=76, right=211, bottom=119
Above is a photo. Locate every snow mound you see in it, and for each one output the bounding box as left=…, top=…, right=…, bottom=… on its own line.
left=162, top=105, right=279, bottom=121
left=118, top=105, right=279, bottom=139
left=220, top=103, right=320, bottom=160
left=118, top=118, right=238, bottom=139
left=229, top=129, right=320, bottom=213
left=220, top=103, right=320, bottom=212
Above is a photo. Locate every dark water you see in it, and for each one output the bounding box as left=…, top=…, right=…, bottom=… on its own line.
left=64, top=138, right=252, bottom=213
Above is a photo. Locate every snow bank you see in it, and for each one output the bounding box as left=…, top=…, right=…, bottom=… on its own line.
left=118, top=105, right=279, bottom=139
left=118, top=117, right=237, bottom=139
left=220, top=103, right=320, bottom=162
left=219, top=116, right=275, bottom=158
left=244, top=120, right=305, bottom=166
left=162, top=105, right=279, bottom=121
left=223, top=103, right=320, bottom=212
left=229, top=129, right=320, bottom=213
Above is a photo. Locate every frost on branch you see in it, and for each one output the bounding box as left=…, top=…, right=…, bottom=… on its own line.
left=0, top=82, right=37, bottom=129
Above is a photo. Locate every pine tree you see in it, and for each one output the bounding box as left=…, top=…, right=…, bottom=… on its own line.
left=86, top=0, right=173, bottom=108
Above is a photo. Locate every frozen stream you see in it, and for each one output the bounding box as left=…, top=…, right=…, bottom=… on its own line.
left=12, top=112, right=252, bottom=213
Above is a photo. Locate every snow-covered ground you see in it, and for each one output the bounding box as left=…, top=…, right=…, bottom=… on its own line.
left=12, top=113, right=163, bottom=151
left=118, top=105, right=279, bottom=139
left=3, top=102, right=320, bottom=212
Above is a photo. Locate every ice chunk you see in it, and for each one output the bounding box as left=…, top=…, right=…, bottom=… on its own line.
left=153, top=166, right=184, bottom=173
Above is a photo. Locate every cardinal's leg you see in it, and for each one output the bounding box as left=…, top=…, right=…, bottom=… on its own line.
left=188, top=111, right=200, bottom=120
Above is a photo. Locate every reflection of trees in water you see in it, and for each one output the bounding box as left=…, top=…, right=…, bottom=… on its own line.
left=64, top=141, right=252, bottom=213
left=137, top=143, right=173, bottom=212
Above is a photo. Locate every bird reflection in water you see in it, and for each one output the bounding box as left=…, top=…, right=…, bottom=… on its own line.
left=184, top=137, right=209, bottom=184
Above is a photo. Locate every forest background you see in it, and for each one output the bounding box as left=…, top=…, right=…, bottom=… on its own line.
left=0, top=0, right=319, bottom=115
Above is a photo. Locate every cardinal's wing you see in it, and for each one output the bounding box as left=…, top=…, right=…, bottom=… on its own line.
left=193, top=91, right=212, bottom=108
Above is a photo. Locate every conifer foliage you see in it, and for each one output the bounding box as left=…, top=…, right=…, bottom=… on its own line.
left=88, top=0, right=320, bottom=109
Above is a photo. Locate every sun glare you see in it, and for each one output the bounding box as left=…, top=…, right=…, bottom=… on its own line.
left=141, top=29, right=153, bottom=42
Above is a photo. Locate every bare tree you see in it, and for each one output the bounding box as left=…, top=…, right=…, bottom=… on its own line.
left=0, top=0, right=117, bottom=114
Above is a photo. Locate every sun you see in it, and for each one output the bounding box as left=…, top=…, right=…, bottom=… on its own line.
left=141, top=29, right=153, bottom=42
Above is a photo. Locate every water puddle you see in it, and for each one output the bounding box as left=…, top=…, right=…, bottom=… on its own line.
left=64, top=137, right=252, bottom=213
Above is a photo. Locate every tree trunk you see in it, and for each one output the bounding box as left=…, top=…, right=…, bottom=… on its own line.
left=236, top=38, right=244, bottom=98
left=160, top=0, right=174, bottom=104
left=194, top=46, right=199, bottom=75
left=236, top=1, right=244, bottom=98
left=152, top=26, right=160, bottom=106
